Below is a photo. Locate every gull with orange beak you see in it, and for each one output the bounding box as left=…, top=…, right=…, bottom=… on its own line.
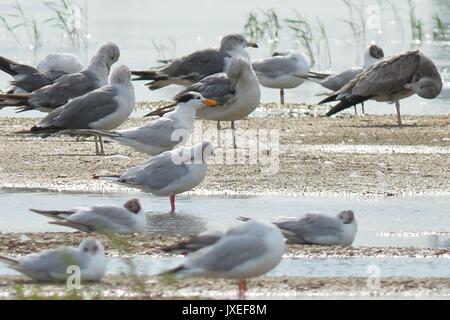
left=56, top=92, right=218, bottom=156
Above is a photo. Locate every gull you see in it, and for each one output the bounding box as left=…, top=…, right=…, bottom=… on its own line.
left=131, top=33, right=258, bottom=90
left=56, top=92, right=218, bottom=156
left=0, top=42, right=120, bottom=113
left=162, top=220, right=286, bottom=300
left=30, top=198, right=146, bottom=234
left=148, top=56, right=261, bottom=148
left=240, top=210, right=357, bottom=246
left=320, top=50, right=443, bottom=126
left=252, top=49, right=310, bottom=105
left=302, top=43, right=385, bottom=114
left=0, top=52, right=83, bottom=94
left=26, top=65, right=135, bottom=155
left=95, top=141, right=214, bottom=213
left=0, top=238, right=106, bottom=282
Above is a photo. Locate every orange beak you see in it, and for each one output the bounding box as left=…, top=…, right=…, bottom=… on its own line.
left=201, top=98, right=219, bottom=107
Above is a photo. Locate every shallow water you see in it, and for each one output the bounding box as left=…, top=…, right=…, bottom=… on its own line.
left=0, top=255, right=449, bottom=279
left=0, top=0, right=449, bottom=117
left=0, top=192, right=449, bottom=248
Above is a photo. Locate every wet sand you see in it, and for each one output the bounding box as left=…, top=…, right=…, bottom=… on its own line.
left=0, top=102, right=449, bottom=197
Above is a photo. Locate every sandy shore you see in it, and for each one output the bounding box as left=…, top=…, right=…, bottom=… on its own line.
left=0, top=102, right=449, bottom=197
left=1, top=232, right=449, bottom=257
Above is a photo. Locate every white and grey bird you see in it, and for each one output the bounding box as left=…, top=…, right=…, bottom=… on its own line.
left=95, top=141, right=214, bottom=213
left=321, top=50, right=443, bottom=126
left=0, top=42, right=120, bottom=113
left=0, top=238, right=106, bottom=282
left=162, top=220, right=286, bottom=300
left=131, top=34, right=258, bottom=90
left=30, top=198, right=146, bottom=234
left=28, top=65, right=135, bottom=155
left=252, top=49, right=310, bottom=105
left=240, top=210, right=357, bottom=246
left=57, top=92, right=218, bottom=156
left=0, top=53, right=83, bottom=94
left=149, top=56, right=261, bottom=148
left=303, top=43, right=384, bottom=115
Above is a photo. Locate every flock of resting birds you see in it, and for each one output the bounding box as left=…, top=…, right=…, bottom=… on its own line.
left=0, top=33, right=443, bottom=299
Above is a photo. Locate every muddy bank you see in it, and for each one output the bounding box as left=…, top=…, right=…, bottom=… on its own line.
left=1, top=232, right=448, bottom=257
left=0, top=104, right=449, bottom=197
left=0, top=275, right=448, bottom=299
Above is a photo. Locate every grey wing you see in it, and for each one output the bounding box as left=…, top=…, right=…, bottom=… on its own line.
left=29, top=70, right=99, bottom=109
left=340, top=51, right=421, bottom=98
left=120, top=152, right=189, bottom=190
left=36, top=87, right=118, bottom=129
left=187, top=235, right=267, bottom=273
left=19, top=248, right=86, bottom=279
left=175, top=73, right=233, bottom=104
left=71, top=206, right=134, bottom=229
left=120, top=118, right=181, bottom=147
left=252, top=58, right=298, bottom=79
left=320, top=68, right=362, bottom=91
left=162, top=49, right=224, bottom=81
left=274, top=214, right=342, bottom=244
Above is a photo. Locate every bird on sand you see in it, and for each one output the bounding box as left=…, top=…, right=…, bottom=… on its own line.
left=239, top=210, right=357, bottom=246
left=25, top=65, right=135, bottom=155
left=131, top=33, right=258, bottom=90
left=0, top=52, right=83, bottom=94
left=55, top=92, right=218, bottom=156
left=0, top=42, right=120, bottom=113
left=162, top=220, right=285, bottom=300
left=320, top=50, right=443, bottom=126
left=30, top=198, right=146, bottom=234
left=0, top=238, right=106, bottom=282
left=94, top=141, right=214, bottom=213
left=252, top=49, right=310, bottom=105
left=301, top=43, right=385, bottom=115
left=148, top=56, right=261, bottom=148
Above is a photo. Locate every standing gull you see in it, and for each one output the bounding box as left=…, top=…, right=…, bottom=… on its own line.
left=302, top=43, right=385, bottom=114
left=162, top=220, right=286, bottom=300
left=149, top=56, right=261, bottom=148
left=0, top=53, right=83, bottom=94
left=0, top=238, right=106, bottom=282
left=252, top=50, right=310, bottom=105
left=95, top=141, right=214, bottom=213
left=30, top=198, right=146, bottom=234
left=320, top=50, right=443, bottom=126
left=240, top=210, right=357, bottom=246
left=0, top=42, right=120, bottom=113
left=27, top=65, right=135, bottom=155
left=131, top=34, right=258, bottom=90
left=56, top=92, right=218, bottom=156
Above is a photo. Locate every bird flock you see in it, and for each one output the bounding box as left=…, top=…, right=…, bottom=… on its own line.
left=0, top=32, right=443, bottom=299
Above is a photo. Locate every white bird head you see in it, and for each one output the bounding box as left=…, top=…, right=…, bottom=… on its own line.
left=92, top=42, right=120, bottom=72
left=78, top=238, right=105, bottom=257
left=110, top=65, right=132, bottom=85
left=221, top=34, right=259, bottom=51
left=123, top=198, right=142, bottom=214
left=338, top=210, right=356, bottom=224
left=406, top=77, right=443, bottom=99
left=364, top=43, right=384, bottom=67
left=176, top=91, right=219, bottom=110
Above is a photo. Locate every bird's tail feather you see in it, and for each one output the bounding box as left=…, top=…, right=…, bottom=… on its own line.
left=0, top=255, right=19, bottom=266
left=237, top=216, right=251, bottom=222
left=319, top=94, right=339, bottom=105
left=29, top=208, right=75, bottom=219
left=0, top=56, right=18, bottom=76
left=325, top=96, right=370, bottom=117
left=131, top=70, right=160, bottom=81
left=48, top=220, right=92, bottom=233
left=93, top=174, right=121, bottom=182
left=144, top=103, right=176, bottom=117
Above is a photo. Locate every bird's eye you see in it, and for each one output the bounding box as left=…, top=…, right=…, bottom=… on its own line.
left=84, top=247, right=88, bottom=252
